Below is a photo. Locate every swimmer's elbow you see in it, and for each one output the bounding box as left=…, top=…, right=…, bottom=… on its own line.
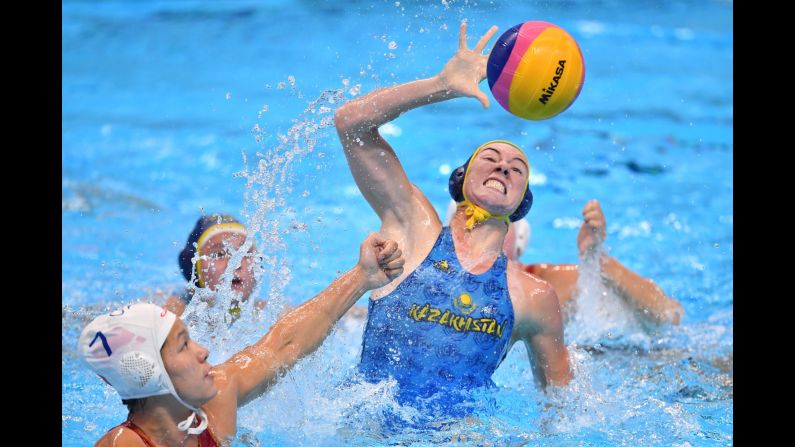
left=334, top=104, right=360, bottom=136
left=333, top=106, right=350, bottom=132
left=334, top=103, right=379, bottom=139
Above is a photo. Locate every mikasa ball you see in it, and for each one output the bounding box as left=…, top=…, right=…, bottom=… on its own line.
left=487, top=21, right=585, bottom=120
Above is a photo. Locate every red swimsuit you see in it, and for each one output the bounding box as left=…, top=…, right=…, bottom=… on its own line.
left=118, top=418, right=220, bottom=447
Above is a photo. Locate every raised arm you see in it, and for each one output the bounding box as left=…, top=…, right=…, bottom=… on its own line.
left=215, top=233, right=404, bottom=407
left=333, top=22, right=498, bottom=232
left=578, top=200, right=684, bottom=326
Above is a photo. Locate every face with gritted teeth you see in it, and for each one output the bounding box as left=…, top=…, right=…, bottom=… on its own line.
left=463, top=142, right=529, bottom=216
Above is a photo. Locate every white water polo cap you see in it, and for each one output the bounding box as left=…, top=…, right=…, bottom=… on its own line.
left=513, top=218, right=531, bottom=257
left=77, top=303, right=208, bottom=435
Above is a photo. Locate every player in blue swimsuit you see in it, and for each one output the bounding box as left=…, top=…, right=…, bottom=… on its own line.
left=335, top=21, right=572, bottom=410
left=359, top=225, right=515, bottom=400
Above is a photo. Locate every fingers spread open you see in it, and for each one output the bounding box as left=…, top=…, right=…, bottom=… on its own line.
left=474, top=25, right=498, bottom=53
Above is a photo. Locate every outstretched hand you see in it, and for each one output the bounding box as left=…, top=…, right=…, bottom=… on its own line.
left=577, top=200, right=607, bottom=256
left=358, top=233, right=405, bottom=289
left=437, top=21, right=499, bottom=108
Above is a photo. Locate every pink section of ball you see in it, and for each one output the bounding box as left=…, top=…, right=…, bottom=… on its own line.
left=491, top=22, right=552, bottom=111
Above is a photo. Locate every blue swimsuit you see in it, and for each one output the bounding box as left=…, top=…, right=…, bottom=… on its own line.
left=358, top=226, right=515, bottom=402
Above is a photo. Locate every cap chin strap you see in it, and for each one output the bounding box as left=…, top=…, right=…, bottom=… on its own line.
left=460, top=200, right=510, bottom=230
left=164, top=371, right=209, bottom=435
left=176, top=408, right=209, bottom=435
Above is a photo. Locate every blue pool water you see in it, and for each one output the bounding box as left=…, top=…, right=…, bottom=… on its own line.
left=63, top=0, right=733, bottom=445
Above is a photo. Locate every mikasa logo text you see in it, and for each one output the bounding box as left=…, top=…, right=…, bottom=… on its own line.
left=538, top=60, right=566, bottom=105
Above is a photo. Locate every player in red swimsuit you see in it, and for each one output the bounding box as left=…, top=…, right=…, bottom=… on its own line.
left=79, top=233, right=405, bottom=447
left=508, top=199, right=683, bottom=326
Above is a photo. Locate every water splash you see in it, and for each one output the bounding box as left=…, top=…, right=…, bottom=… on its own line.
left=566, top=244, right=650, bottom=348
left=179, top=82, right=351, bottom=357
left=179, top=81, right=427, bottom=443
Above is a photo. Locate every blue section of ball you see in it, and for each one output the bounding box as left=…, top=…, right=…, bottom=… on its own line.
left=487, top=24, right=521, bottom=90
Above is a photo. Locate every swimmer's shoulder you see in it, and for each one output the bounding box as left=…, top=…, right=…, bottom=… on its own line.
left=507, top=262, right=560, bottom=328
left=507, top=261, right=555, bottom=293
